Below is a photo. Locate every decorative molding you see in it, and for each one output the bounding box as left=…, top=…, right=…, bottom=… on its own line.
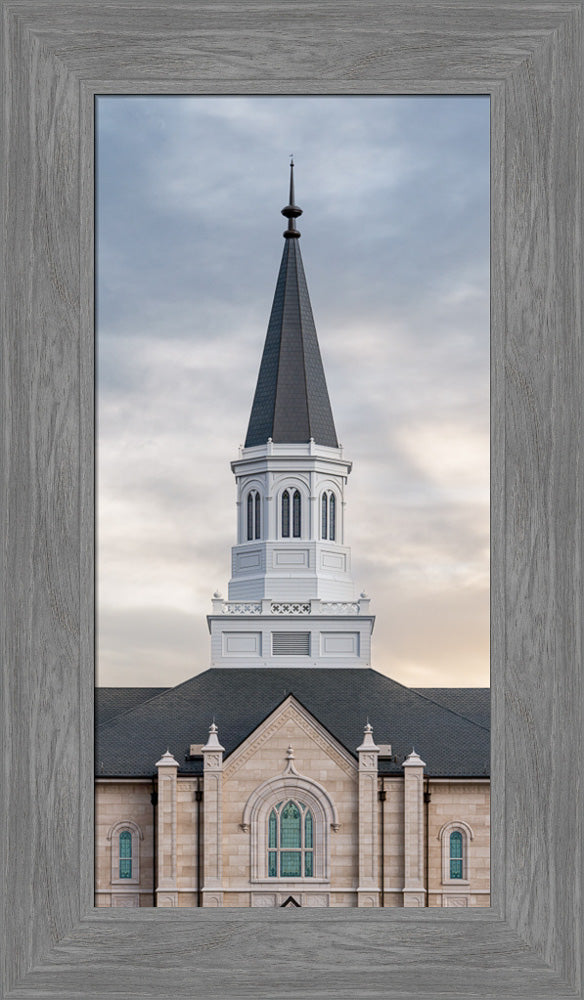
left=106, top=820, right=143, bottom=887
left=221, top=602, right=262, bottom=615
left=270, top=602, right=311, bottom=615
left=223, top=696, right=357, bottom=778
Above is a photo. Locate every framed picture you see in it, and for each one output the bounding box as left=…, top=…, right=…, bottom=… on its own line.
left=1, top=2, right=582, bottom=998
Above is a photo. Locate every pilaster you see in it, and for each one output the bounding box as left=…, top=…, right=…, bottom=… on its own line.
left=357, top=723, right=380, bottom=907
left=402, top=748, right=426, bottom=907
left=202, top=723, right=225, bottom=907
left=154, top=749, right=179, bottom=907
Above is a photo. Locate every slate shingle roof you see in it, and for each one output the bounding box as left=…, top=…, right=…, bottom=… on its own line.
left=95, top=668, right=490, bottom=780
left=244, top=235, right=338, bottom=448
left=412, top=688, right=490, bottom=732
left=95, top=687, right=170, bottom=726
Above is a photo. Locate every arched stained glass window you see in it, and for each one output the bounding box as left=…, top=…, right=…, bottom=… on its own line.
left=328, top=493, right=336, bottom=541
left=304, top=811, right=313, bottom=876
left=247, top=492, right=254, bottom=540
left=292, top=490, right=301, bottom=537
left=267, top=800, right=314, bottom=878
left=450, top=830, right=463, bottom=879
left=268, top=809, right=277, bottom=877
left=280, top=801, right=301, bottom=876
left=321, top=493, right=328, bottom=540
left=119, top=830, right=132, bottom=879
left=282, top=490, right=290, bottom=537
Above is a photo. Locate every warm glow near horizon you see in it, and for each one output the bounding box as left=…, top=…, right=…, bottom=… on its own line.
left=97, top=96, right=490, bottom=689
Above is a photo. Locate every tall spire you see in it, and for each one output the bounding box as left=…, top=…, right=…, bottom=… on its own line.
left=244, top=164, right=338, bottom=449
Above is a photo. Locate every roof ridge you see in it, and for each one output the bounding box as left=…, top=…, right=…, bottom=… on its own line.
left=407, top=687, right=491, bottom=734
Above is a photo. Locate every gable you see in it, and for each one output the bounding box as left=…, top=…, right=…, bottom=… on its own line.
left=222, top=695, right=356, bottom=781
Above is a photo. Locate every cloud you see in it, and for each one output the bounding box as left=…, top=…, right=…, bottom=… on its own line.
left=97, top=95, right=490, bottom=689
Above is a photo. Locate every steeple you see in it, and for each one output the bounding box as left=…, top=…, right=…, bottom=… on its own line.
left=207, top=166, right=374, bottom=668
left=244, top=163, right=338, bottom=449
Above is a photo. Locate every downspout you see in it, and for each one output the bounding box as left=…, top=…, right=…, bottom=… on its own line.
left=150, top=780, right=158, bottom=907
left=424, top=778, right=431, bottom=907
left=378, top=777, right=386, bottom=908
left=195, top=775, right=203, bottom=907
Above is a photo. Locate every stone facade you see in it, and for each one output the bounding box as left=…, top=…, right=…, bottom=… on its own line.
left=95, top=699, right=489, bottom=908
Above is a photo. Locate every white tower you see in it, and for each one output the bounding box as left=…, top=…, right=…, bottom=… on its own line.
left=208, top=164, right=374, bottom=667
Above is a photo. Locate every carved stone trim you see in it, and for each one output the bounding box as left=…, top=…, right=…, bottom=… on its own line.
left=223, top=696, right=356, bottom=779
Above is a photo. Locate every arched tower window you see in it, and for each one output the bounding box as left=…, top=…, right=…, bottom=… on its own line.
left=292, top=490, right=301, bottom=537
left=267, top=800, right=314, bottom=878
left=321, top=491, right=336, bottom=541
left=119, top=830, right=132, bottom=879
left=282, top=490, right=290, bottom=537
left=246, top=490, right=261, bottom=540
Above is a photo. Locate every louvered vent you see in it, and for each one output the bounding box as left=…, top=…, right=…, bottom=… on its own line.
left=272, top=631, right=311, bottom=656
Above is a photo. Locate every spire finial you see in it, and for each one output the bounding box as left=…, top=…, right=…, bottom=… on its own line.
left=282, top=159, right=302, bottom=239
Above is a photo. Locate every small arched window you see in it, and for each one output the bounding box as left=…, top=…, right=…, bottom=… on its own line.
left=282, top=490, right=290, bottom=537
left=321, top=491, right=336, bottom=541
left=247, top=490, right=261, bottom=540
left=108, top=820, right=143, bottom=885
left=329, top=493, right=336, bottom=540
left=292, top=490, right=301, bottom=537
left=268, top=800, right=314, bottom=878
left=119, top=830, right=132, bottom=879
left=438, top=820, right=473, bottom=884
left=449, top=831, right=463, bottom=879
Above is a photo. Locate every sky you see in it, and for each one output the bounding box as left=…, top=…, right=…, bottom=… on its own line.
left=96, top=95, right=490, bottom=690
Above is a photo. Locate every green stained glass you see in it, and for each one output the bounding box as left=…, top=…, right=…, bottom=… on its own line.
left=305, top=851, right=313, bottom=877
left=280, top=851, right=301, bottom=877
left=305, top=810, right=313, bottom=848
left=269, top=810, right=277, bottom=848
left=119, top=830, right=132, bottom=879
left=268, top=851, right=277, bottom=877
left=450, top=831, right=463, bottom=879
left=280, top=801, right=301, bottom=848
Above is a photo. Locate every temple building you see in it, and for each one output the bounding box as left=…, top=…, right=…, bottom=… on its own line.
left=95, top=166, right=490, bottom=908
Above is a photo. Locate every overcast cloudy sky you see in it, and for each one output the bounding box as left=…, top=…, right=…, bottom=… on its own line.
left=96, top=96, right=490, bottom=690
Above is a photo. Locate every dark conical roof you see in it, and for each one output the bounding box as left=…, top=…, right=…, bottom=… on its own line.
left=244, top=173, right=339, bottom=448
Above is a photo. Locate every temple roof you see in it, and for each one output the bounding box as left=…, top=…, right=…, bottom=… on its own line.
left=244, top=164, right=339, bottom=448
left=95, top=668, right=490, bottom=779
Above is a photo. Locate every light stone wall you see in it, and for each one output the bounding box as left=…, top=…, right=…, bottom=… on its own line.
left=427, top=781, right=490, bottom=907
left=177, top=779, right=199, bottom=887
left=382, top=777, right=404, bottom=907
left=219, top=705, right=359, bottom=898
left=95, top=781, right=154, bottom=906
left=95, top=747, right=490, bottom=908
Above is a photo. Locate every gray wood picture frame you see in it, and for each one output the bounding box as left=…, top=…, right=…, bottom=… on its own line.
left=1, top=1, right=582, bottom=997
